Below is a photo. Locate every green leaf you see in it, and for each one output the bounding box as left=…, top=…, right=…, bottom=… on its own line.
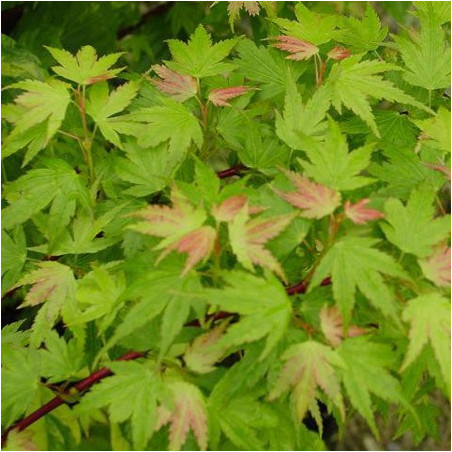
left=412, top=107, right=451, bottom=153
left=86, top=81, right=140, bottom=148
left=207, top=272, right=292, bottom=359
left=297, top=117, right=375, bottom=191
left=39, top=330, right=84, bottom=383
left=77, top=361, right=165, bottom=450
left=3, top=79, right=70, bottom=162
left=273, top=3, right=337, bottom=45
left=129, top=99, right=203, bottom=164
left=325, top=55, right=431, bottom=137
left=395, top=3, right=451, bottom=90
left=269, top=341, right=344, bottom=422
left=338, top=337, right=407, bottom=437
left=1, top=226, right=27, bottom=294
left=115, top=141, right=179, bottom=197
left=310, top=237, right=407, bottom=324
left=381, top=185, right=451, bottom=257
left=46, top=45, right=124, bottom=85
left=335, top=4, right=388, bottom=52
left=2, top=160, right=90, bottom=231
left=166, top=24, right=238, bottom=78
left=194, top=157, right=220, bottom=206
left=108, top=256, right=202, bottom=354
left=70, top=266, right=126, bottom=334
left=234, top=39, right=305, bottom=98
left=1, top=347, right=41, bottom=427
left=275, top=75, right=330, bottom=150
left=401, top=294, right=451, bottom=391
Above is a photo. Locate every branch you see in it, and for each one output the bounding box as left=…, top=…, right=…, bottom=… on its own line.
left=1, top=351, right=144, bottom=446
left=217, top=164, right=248, bottom=179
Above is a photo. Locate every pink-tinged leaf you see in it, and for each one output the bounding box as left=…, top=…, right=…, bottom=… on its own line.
left=129, top=187, right=213, bottom=275
left=423, top=162, right=451, bottom=180
left=327, top=45, right=351, bottom=61
left=344, top=199, right=384, bottom=224
left=157, top=381, right=208, bottom=451
left=276, top=172, right=341, bottom=219
left=184, top=322, right=228, bottom=373
left=158, top=226, right=217, bottom=276
left=269, top=35, right=319, bottom=61
left=320, top=305, right=369, bottom=347
left=419, top=246, right=451, bottom=287
left=268, top=341, right=344, bottom=422
left=213, top=195, right=265, bottom=222
left=229, top=205, right=295, bottom=282
left=208, top=86, right=251, bottom=106
left=228, top=1, right=260, bottom=17
left=152, top=64, right=197, bottom=101
left=212, top=195, right=248, bottom=221
left=13, top=262, right=76, bottom=308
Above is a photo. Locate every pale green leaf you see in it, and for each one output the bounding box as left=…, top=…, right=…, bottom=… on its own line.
left=381, top=185, right=451, bottom=257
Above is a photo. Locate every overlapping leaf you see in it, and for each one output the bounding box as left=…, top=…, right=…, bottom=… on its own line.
left=310, top=237, right=407, bottom=324
left=325, top=55, right=431, bottom=137
left=269, top=341, right=344, bottom=422
left=381, top=185, right=450, bottom=257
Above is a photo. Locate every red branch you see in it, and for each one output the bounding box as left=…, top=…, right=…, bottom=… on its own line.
left=1, top=351, right=144, bottom=446
left=1, top=163, right=332, bottom=445
left=217, top=164, right=247, bottom=179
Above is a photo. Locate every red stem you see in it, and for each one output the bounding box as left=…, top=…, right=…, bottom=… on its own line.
left=217, top=164, right=247, bottom=179
left=1, top=351, right=144, bottom=446
left=1, top=163, right=332, bottom=444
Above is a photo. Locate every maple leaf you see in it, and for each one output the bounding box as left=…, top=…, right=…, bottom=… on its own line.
left=310, top=237, right=407, bottom=325
left=234, top=38, right=305, bottom=99
left=12, top=262, right=76, bottom=346
left=208, top=86, right=251, bottom=106
left=268, top=341, right=344, bottom=422
left=228, top=204, right=294, bottom=282
left=86, top=81, right=140, bottom=149
left=166, top=24, right=239, bottom=78
left=422, top=163, right=451, bottom=180
left=77, top=361, right=166, bottom=450
left=395, top=3, right=451, bottom=90
left=45, top=45, right=124, bottom=85
left=275, top=171, right=341, bottom=219
left=419, top=246, right=451, bottom=287
left=2, top=160, right=90, bottom=232
left=206, top=271, right=292, bottom=358
left=401, top=294, right=451, bottom=390
left=275, top=74, right=330, bottom=150
left=212, top=195, right=248, bottom=222
left=184, top=323, right=228, bottom=373
left=344, top=199, right=384, bottom=224
left=157, top=226, right=217, bottom=276
left=320, top=305, right=368, bottom=347
left=296, top=118, right=376, bottom=191
left=327, top=45, right=351, bottom=61
left=381, top=185, right=451, bottom=257
left=272, top=3, right=337, bottom=46
left=268, top=35, right=319, bottom=61
left=325, top=55, right=431, bottom=137
left=3, top=79, right=70, bottom=163
left=413, top=107, right=451, bottom=153
left=338, top=337, right=408, bottom=437
left=129, top=187, right=214, bottom=275
left=1, top=347, right=41, bottom=427
left=335, top=4, right=388, bottom=52
left=156, top=381, right=208, bottom=451
left=127, top=98, right=203, bottom=163
left=151, top=64, right=197, bottom=101
left=225, top=1, right=260, bottom=30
